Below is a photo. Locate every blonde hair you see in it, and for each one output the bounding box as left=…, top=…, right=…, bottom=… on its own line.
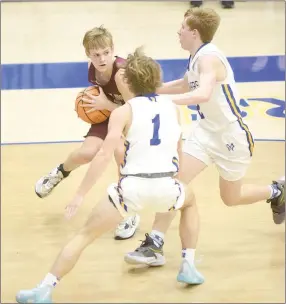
left=184, top=8, right=220, bottom=43
left=83, top=25, right=113, bottom=54
left=124, top=47, right=162, bottom=95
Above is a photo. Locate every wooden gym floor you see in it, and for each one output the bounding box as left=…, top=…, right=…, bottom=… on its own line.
left=1, top=142, right=285, bottom=303
left=1, top=1, right=285, bottom=303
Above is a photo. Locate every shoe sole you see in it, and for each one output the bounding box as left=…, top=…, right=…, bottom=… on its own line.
left=16, top=295, right=52, bottom=304
left=114, top=232, right=136, bottom=240
left=114, top=226, right=138, bottom=240
left=177, top=273, right=204, bottom=285
left=124, top=254, right=166, bottom=266
left=35, top=189, right=44, bottom=198
left=35, top=188, right=51, bottom=199
left=273, top=212, right=285, bottom=224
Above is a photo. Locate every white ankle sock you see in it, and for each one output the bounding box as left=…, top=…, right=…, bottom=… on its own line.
left=150, top=230, right=165, bottom=240
left=150, top=230, right=164, bottom=247
left=40, top=273, right=59, bottom=288
left=182, top=248, right=195, bottom=265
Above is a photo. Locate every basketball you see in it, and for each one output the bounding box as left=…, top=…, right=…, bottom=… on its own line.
left=75, top=86, right=111, bottom=124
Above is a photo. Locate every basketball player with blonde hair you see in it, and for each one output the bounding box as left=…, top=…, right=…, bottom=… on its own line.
left=124, top=7, right=285, bottom=284
left=34, top=26, right=140, bottom=240
left=16, top=48, right=196, bottom=303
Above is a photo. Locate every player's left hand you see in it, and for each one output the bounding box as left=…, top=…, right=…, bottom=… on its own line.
left=81, top=87, right=108, bottom=113
left=65, top=194, right=84, bottom=219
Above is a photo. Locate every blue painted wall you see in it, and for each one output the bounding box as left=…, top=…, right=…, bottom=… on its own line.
left=2, top=55, right=285, bottom=90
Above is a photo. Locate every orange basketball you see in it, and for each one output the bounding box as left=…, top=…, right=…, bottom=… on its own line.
left=75, top=86, right=111, bottom=124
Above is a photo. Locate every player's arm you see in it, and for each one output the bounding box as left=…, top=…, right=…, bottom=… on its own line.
left=105, top=100, right=121, bottom=111
left=169, top=55, right=219, bottom=106
left=85, top=62, right=120, bottom=112
left=157, top=73, right=189, bottom=94
left=75, top=105, right=130, bottom=197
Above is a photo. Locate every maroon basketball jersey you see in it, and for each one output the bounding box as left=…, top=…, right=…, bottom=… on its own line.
left=88, top=56, right=126, bottom=106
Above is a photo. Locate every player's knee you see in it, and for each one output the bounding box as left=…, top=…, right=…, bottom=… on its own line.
left=185, top=187, right=196, bottom=207
left=78, top=223, right=99, bottom=242
left=181, top=191, right=196, bottom=209
left=63, top=229, right=95, bottom=259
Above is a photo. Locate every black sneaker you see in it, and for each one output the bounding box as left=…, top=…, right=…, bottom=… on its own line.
left=267, top=178, right=285, bottom=224
left=221, top=1, right=234, bottom=9
left=190, top=1, right=203, bottom=8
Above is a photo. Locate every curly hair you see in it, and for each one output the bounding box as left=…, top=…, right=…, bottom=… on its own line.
left=124, top=47, right=162, bottom=95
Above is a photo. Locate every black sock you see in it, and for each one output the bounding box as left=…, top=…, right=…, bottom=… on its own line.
left=58, top=163, right=71, bottom=178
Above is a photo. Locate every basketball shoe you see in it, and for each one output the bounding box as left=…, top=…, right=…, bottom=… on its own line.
left=114, top=214, right=140, bottom=240
left=124, top=233, right=165, bottom=266
left=177, top=259, right=205, bottom=285
left=16, top=285, right=53, bottom=303
left=35, top=165, right=67, bottom=198
left=267, top=176, right=285, bottom=224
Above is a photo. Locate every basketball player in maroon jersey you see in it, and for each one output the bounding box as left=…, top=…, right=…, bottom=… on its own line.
left=34, top=26, right=140, bottom=240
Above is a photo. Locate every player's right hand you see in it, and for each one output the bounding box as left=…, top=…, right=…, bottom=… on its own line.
left=65, top=195, right=84, bottom=219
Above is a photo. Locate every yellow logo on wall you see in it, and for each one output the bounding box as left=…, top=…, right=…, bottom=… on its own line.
left=180, top=98, right=285, bottom=140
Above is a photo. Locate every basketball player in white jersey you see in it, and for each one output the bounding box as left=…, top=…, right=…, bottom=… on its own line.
left=16, top=48, right=201, bottom=304
left=124, top=7, right=285, bottom=284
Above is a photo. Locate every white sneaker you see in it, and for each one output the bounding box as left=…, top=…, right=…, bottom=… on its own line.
left=114, top=214, right=140, bottom=240
left=35, top=166, right=65, bottom=198
left=177, top=259, right=204, bottom=285
left=16, top=285, right=53, bottom=303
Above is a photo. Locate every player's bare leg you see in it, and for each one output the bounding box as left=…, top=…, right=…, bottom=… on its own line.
left=16, top=195, right=123, bottom=303
left=219, top=176, right=285, bottom=224
left=177, top=186, right=204, bottom=284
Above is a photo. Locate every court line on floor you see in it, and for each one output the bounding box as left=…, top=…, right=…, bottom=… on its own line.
left=1, top=138, right=285, bottom=146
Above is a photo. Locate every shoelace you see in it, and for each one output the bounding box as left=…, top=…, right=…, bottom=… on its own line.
left=117, top=217, right=132, bottom=229
left=138, top=233, right=153, bottom=248
left=44, top=169, right=63, bottom=190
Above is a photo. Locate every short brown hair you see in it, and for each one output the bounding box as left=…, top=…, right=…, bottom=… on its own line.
left=184, top=8, right=220, bottom=43
left=83, top=25, right=113, bottom=55
left=124, top=47, right=162, bottom=95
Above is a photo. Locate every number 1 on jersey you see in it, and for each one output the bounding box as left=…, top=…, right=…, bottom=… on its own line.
left=150, top=114, right=161, bottom=146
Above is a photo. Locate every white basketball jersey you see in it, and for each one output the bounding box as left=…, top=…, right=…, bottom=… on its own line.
left=187, top=43, right=244, bottom=132
left=120, top=94, right=181, bottom=175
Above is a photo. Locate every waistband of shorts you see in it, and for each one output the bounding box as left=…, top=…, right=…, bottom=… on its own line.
left=121, top=172, right=175, bottom=178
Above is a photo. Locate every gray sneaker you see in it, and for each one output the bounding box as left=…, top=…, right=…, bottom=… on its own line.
left=267, top=177, right=285, bottom=224
left=124, top=233, right=165, bottom=266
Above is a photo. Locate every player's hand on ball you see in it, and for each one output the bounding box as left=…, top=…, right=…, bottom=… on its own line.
left=65, top=195, right=84, bottom=219
left=81, top=87, right=108, bottom=113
